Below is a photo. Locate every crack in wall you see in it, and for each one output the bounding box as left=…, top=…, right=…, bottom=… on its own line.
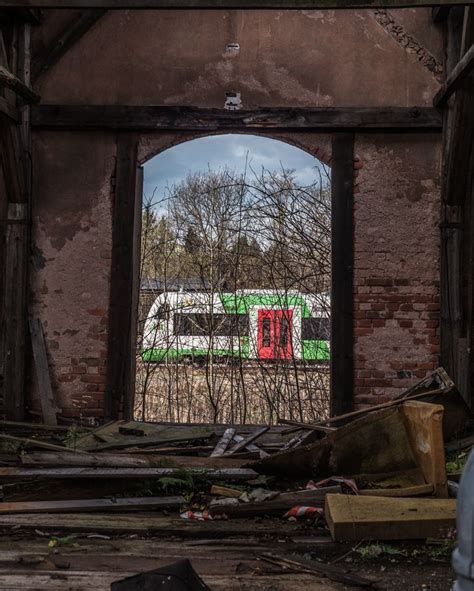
left=373, top=10, right=443, bottom=82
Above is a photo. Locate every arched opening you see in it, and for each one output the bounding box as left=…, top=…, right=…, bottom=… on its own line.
left=135, top=133, right=331, bottom=425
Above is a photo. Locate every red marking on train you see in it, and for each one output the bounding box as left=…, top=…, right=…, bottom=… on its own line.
left=257, top=309, right=293, bottom=359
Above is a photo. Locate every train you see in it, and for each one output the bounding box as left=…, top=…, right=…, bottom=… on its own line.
left=141, top=290, right=330, bottom=363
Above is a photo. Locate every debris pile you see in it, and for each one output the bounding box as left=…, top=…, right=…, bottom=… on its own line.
left=0, top=368, right=470, bottom=588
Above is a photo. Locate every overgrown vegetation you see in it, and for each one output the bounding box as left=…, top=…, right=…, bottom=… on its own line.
left=136, top=164, right=331, bottom=424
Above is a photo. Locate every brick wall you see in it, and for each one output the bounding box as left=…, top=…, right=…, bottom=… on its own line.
left=352, top=134, right=441, bottom=408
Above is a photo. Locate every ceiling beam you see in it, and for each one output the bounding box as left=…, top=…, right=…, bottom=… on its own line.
left=32, top=9, right=107, bottom=82
left=0, top=0, right=470, bottom=9
left=31, top=105, right=443, bottom=131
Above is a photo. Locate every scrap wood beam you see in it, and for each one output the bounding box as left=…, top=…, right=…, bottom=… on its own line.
left=0, top=0, right=470, bottom=8
left=434, top=43, right=474, bottom=106
left=0, top=65, right=39, bottom=104
left=32, top=9, right=107, bottom=82
left=31, top=105, right=443, bottom=131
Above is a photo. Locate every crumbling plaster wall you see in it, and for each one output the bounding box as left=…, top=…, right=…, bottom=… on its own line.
left=30, top=8, right=442, bottom=419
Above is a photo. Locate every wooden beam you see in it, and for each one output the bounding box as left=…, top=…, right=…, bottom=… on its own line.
left=0, top=495, right=185, bottom=514
left=29, top=319, right=58, bottom=426
left=0, top=0, right=470, bottom=8
left=330, top=133, right=354, bottom=417
left=32, top=9, right=107, bottom=82
left=434, top=44, right=474, bottom=106
left=30, top=105, right=443, bottom=132
left=0, top=64, right=39, bottom=104
left=105, top=133, right=139, bottom=421
left=0, top=466, right=259, bottom=480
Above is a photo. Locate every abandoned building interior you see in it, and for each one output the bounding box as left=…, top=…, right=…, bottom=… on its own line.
left=0, top=1, right=473, bottom=589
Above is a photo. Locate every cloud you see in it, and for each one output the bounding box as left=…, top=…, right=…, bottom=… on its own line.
left=144, top=134, right=326, bottom=203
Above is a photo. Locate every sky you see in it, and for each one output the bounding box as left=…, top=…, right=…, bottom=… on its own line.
left=143, top=134, right=327, bottom=206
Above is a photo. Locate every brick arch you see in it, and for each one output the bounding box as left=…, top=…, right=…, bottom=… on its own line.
left=138, top=131, right=333, bottom=169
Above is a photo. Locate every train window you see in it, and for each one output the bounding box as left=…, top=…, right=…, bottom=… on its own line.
left=279, top=317, right=289, bottom=347
left=174, top=313, right=249, bottom=336
left=302, top=317, right=330, bottom=340
left=262, top=317, right=271, bottom=347
left=155, top=304, right=170, bottom=321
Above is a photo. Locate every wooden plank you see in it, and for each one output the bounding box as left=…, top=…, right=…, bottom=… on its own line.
left=29, top=318, right=58, bottom=426
left=0, top=433, right=87, bottom=453
left=20, top=451, right=248, bottom=469
left=278, top=418, right=335, bottom=433
left=434, top=44, right=474, bottom=107
left=258, top=553, right=374, bottom=587
left=0, top=0, right=470, bottom=8
left=0, top=466, right=259, bottom=479
left=224, top=426, right=269, bottom=456
left=210, top=427, right=236, bottom=457
left=30, top=105, right=443, bottom=132
left=232, top=433, right=270, bottom=458
left=0, top=64, right=39, bottom=104
left=105, top=133, right=139, bottom=420
left=32, top=9, right=107, bottom=82
left=209, top=486, right=341, bottom=518
left=325, top=494, right=457, bottom=541
left=0, top=495, right=184, bottom=514
left=0, top=512, right=312, bottom=537
left=330, top=133, right=354, bottom=416
left=359, top=483, right=434, bottom=497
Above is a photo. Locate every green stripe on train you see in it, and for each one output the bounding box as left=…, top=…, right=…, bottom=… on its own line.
left=141, top=340, right=329, bottom=362
left=219, top=293, right=313, bottom=317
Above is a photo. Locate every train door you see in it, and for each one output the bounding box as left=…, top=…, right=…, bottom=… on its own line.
left=257, top=309, right=293, bottom=359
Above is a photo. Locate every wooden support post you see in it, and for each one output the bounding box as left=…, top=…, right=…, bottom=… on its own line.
left=330, top=134, right=354, bottom=417
left=105, top=133, right=139, bottom=421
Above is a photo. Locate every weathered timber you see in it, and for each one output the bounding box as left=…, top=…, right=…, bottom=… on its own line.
left=0, top=466, right=259, bottom=480
left=325, top=494, right=457, bottom=541
left=83, top=433, right=214, bottom=452
left=330, top=133, right=354, bottom=416
left=210, top=427, right=235, bottom=457
left=31, top=105, right=443, bottom=131
left=209, top=486, right=341, bottom=518
left=278, top=418, right=335, bottom=433
left=224, top=426, right=269, bottom=456
left=313, top=387, right=444, bottom=426
left=105, top=133, right=139, bottom=420
left=0, top=64, right=39, bottom=103
left=20, top=451, right=248, bottom=469
left=32, top=9, right=107, bottom=82
left=0, top=433, right=87, bottom=453
left=232, top=433, right=270, bottom=457
left=434, top=44, right=474, bottom=106
left=0, top=496, right=184, bottom=514
left=258, top=553, right=374, bottom=587
left=29, top=319, right=58, bottom=426
left=359, top=483, right=435, bottom=496
left=0, top=0, right=469, bottom=8
left=0, top=513, right=311, bottom=538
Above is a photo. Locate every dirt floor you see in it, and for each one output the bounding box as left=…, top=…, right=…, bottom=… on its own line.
left=0, top=516, right=455, bottom=590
